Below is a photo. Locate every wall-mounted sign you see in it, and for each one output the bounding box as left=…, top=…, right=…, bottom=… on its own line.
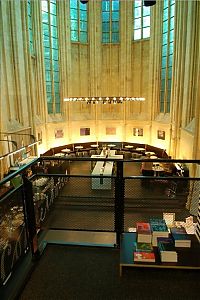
left=106, top=127, right=116, bottom=135
left=55, top=129, right=64, bottom=139
left=80, top=128, right=90, bottom=136
left=157, top=130, right=165, bottom=140
left=133, top=128, right=143, bottom=136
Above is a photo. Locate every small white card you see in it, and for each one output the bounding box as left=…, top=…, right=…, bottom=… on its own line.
left=163, top=212, right=175, bottom=227
left=128, top=227, right=137, bottom=232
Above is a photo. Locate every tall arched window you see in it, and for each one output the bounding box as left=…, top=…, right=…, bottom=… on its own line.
left=160, top=0, right=175, bottom=113
left=102, top=0, right=120, bottom=43
left=70, top=0, right=88, bottom=43
left=133, top=0, right=150, bottom=41
left=27, top=0, right=34, bottom=54
left=41, top=0, right=60, bottom=114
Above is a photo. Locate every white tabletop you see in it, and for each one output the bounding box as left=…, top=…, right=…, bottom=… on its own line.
left=61, top=148, right=71, bottom=153
left=145, top=151, right=155, bottom=156
left=152, top=165, right=164, bottom=172
left=136, top=147, right=146, bottom=151
left=103, top=161, right=114, bottom=175
left=91, top=144, right=99, bottom=148
left=75, top=146, right=83, bottom=149
left=150, top=155, right=158, bottom=159
left=91, top=155, right=105, bottom=158
left=55, top=153, right=65, bottom=156
left=92, top=161, right=105, bottom=175
left=107, top=144, right=116, bottom=148
left=125, top=145, right=133, bottom=149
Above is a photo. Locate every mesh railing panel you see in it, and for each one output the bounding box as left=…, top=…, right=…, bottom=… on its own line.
left=42, top=176, right=115, bottom=231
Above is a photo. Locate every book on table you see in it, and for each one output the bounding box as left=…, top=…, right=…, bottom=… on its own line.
left=136, top=222, right=152, bottom=243
left=134, top=251, right=155, bottom=263
left=135, top=242, right=153, bottom=252
left=170, top=227, right=191, bottom=248
left=150, top=218, right=169, bottom=246
left=157, top=237, right=178, bottom=263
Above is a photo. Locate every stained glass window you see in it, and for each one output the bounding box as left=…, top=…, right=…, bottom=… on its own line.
left=70, top=0, right=88, bottom=43
left=42, top=0, right=60, bottom=114
left=160, top=0, right=175, bottom=113
left=27, top=0, right=34, bottom=53
left=133, top=0, right=150, bottom=40
left=102, top=0, right=120, bottom=43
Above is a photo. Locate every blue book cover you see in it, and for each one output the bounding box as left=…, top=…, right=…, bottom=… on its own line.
left=150, top=218, right=168, bottom=232
left=157, top=237, right=176, bottom=252
left=170, top=227, right=191, bottom=242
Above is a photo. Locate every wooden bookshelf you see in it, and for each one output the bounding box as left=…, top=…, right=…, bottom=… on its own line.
left=120, top=232, right=200, bottom=276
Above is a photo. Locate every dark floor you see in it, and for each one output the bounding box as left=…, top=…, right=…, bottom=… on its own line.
left=43, top=160, right=191, bottom=232
left=18, top=244, right=200, bottom=300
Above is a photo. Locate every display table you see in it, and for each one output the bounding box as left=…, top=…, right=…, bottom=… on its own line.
left=136, top=147, right=145, bottom=152
left=107, top=144, right=116, bottom=148
left=125, top=145, right=134, bottom=149
left=120, top=232, right=200, bottom=276
left=75, top=146, right=83, bottom=150
left=152, top=164, right=164, bottom=176
left=91, top=150, right=123, bottom=190
left=145, top=151, right=155, bottom=156
left=61, top=148, right=71, bottom=155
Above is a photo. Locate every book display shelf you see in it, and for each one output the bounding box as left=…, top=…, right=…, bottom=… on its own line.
left=120, top=232, right=200, bottom=276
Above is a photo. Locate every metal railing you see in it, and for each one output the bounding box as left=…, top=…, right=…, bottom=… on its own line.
left=0, top=156, right=200, bottom=288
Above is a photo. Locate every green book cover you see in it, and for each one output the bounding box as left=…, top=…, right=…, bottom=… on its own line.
left=136, top=242, right=153, bottom=252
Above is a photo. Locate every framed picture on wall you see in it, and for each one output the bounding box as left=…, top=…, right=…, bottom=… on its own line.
left=106, top=127, right=116, bottom=135
left=133, top=128, right=143, bottom=136
left=55, top=129, right=64, bottom=139
left=157, top=130, right=165, bottom=140
left=80, top=128, right=90, bottom=136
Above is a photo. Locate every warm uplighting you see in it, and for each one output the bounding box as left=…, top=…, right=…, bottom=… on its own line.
left=64, top=96, right=145, bottom=104
left=0, top=140, right=40, bottom=160
left=8, top=147, right=26, bottom=156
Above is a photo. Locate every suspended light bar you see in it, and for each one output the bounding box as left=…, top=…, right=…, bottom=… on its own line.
left=64, top=97, right=145, bottom=104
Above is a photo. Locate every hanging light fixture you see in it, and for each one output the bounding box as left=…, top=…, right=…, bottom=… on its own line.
left=64, top=96, right=145, bottom=104
left=144, top=1, right=156, bottom=7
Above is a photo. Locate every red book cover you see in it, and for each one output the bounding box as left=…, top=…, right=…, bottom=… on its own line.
left=136, top=222, right=151, bottom=235
left=134, top=251, right=155, bottom=263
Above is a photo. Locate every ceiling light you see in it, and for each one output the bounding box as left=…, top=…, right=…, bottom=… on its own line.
left=64, top=97, right=145, bottom=104
left=144, top=1, right=156, bottom=7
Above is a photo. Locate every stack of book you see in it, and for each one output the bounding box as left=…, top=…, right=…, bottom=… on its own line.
left=136, top=242, right=153, bottom=252
left=150, top=218, right=169, bottom=246
left=157, top=237, right=178, bottom=262
left=133, top=242, right=155, bottom=263
left=134, top=251, right=155, bottom=263
left=136, top=222, right=152, bottom=243
left=133, top=225, right=155, bottom=263
left=170, top=226, right=191, bottom=248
